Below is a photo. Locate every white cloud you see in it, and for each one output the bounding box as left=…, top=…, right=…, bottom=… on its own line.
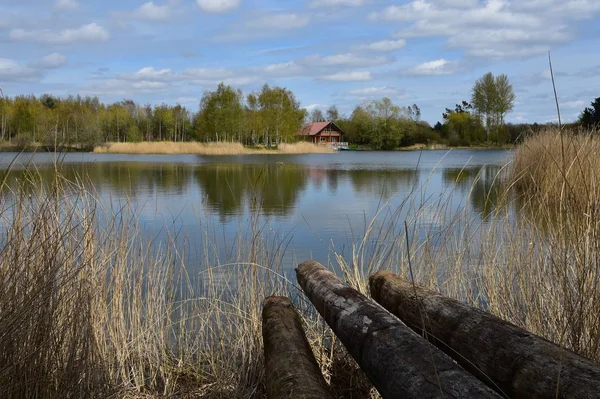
left=117, top=66, right=248, bottom=85
left=120, top=67, right=174, bottom=80
left=36, top=53, right=68, bottom=69
left=368, top=0, right=600, bottom=60
left=134, top=2, right=172, bottom=21
left=309, top=0, right=367, bottom=8
left=304, top=103, right=328, bottom=111
left=196, top=0, right=240, bottom=13
left=247, top=13, right=309, bottom=30
left=371, top=1, right=540, bottom=27
left=321, top=70, right=372, bottom=81
left=10, top=23, right=110, bottom=44
left=218, top=76, right=260, bottom=86
left=359, top=39, right=406, bottom=52
left=182, top=68, right=259, bottom=86
left=435, top=0, right=478, bottom=7
left=262, top=61, right=304, bottom=76
left=0, top=58, right=38, bottom=79
left=303, top=53, right=389, bottom=68
left=0, top=53, right=70, bottom=81
left=447, top=27, right=570, bottom=58
left=347, top=86, right=401, bottom=96
left=182, top=67, right=235, bottom=80
left=85, top=79, right=170, bottom=96
left=132, top=81, right=169, bottom=90
left=260, top=53, right=389, bottom=79
left=55, top=0, right=78, bottom=11
left=406, top=58, right=460, bottom=76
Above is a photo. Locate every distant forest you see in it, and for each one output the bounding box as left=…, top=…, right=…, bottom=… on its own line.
left=1, top=81, right=594, bottom=151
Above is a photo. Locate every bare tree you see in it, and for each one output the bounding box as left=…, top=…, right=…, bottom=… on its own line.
left=309, top=108, right=325, bottom=123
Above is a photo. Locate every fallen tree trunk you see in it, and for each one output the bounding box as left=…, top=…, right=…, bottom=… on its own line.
left=369, top=271, right=600, bottom=398
left=262, top=296, right=335, bottom=399
left=296, top=261, right=500, bottom=398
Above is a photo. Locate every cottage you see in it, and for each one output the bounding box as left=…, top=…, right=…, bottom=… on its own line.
left=297, top=121, right=345, bottom=145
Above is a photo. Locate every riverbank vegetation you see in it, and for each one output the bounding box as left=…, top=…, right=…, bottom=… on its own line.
left=1, top=74, right=594, bottom=154
left=93, top=141, right=334, bottom=155
left=1, top=128, right=598, bottom=397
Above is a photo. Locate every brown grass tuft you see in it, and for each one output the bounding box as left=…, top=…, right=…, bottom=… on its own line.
left=93, top=141, right=334, bottom=155
left=512, top=128, right=600, bottom=213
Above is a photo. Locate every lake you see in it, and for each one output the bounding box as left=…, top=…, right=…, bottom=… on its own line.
left=0, top=150, right=512, bottom=274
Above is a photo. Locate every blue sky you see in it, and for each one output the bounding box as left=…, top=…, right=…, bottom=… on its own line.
left=1, top=0, right=600, bottom=124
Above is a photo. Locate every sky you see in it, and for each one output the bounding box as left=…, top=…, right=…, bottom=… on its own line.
left=1, top=0, right=600, bottom=125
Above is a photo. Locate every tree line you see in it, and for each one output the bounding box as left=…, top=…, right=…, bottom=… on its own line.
left=0, top=72, right=595, bottom=150
left=0, top=83, right=309, bottom=149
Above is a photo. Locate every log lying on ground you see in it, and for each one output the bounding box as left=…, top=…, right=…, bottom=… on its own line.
left=262, top=296, right=335, bottom=399
left=296, top=261, right=500, bottom=398
left=369, top=271, right=600, bottom=398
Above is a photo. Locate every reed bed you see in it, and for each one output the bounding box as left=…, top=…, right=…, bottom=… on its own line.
left=276, top=142, right=334, bottom=154
left=334, top=128, right=600, bottom=363
left=93, top=141, right=334, bottom=155
left=0, top=169, right=369, bottom=398
left=1, top=129, right=599, bottom=398
left=512, top=128, right=600, bottom=213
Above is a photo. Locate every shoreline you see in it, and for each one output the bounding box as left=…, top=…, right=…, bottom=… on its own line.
left=0, top=141, right=514, bottom=155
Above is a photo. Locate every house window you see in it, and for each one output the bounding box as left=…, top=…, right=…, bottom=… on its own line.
left=331, top=137, right=335, bottom=142
left=320, top=136, right=326, bottom=142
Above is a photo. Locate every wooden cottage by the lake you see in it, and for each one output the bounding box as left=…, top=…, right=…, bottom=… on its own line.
left=297, top=121, right=345, bottom=145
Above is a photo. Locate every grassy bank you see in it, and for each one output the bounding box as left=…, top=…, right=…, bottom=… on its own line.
left=93, top=141, right=335, bottom=155
left=397, top=143, right=514, bottom=151
left=0, top=141, right=94, bottom=153
left=1, top=129, right=599, bottom=397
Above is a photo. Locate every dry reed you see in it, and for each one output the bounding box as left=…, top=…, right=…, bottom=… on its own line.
left=0, top=167, right=366, bottom=398
left=330, top=129, right=600, bottom=363
left=512, top=128, right=600, bottom=212
left=93, top=141, right=334, bottom=155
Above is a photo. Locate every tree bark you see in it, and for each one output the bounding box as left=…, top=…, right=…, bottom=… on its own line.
left=369, top=271, right=600, bottom=398
left=262, top=296, right=334, bottom=399
left=296, top=261, right=500, bottom=398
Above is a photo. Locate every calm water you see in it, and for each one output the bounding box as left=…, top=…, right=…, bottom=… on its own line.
left=0, top=150, right=511, bottom=271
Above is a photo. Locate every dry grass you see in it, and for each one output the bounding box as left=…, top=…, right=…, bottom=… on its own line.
left=512, top=128, right=600, bottom=212
left=276, top=142, right=334, bottom=154
left=0, top=168, right=367, bottom=398
left=330, top=129, right=600, bottom=363
left=93, top=141, right=334, bottom=155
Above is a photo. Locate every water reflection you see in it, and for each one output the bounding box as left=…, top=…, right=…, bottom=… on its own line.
left=1, top=163, right=194, bottom=196
left=193, top=164, right=309, bottom=217
left=1, top=161, right=511, bottom=220
left=1, top=151, right=512, bottom=267
left=443, top=165, right=507, bottom=219
left=348, top=169, right=418, bottom=198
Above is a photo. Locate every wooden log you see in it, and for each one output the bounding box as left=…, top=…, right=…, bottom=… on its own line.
left=296, top=261, right=501, bottom=398
left=262, top=296, right=335, bottom=399
left=369, top=271, right=600, bottom=398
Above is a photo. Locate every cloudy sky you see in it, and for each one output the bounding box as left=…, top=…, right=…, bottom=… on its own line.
left=1, top=0, right=600, bottom=124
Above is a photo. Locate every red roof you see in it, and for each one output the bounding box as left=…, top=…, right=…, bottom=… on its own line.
left=297, top=121, right=343, bottom=136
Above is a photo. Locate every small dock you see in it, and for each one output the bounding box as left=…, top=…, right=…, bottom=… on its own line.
left=261, top=261, right=600, bottom=398
left=330, top=142, right=349, bottom=151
